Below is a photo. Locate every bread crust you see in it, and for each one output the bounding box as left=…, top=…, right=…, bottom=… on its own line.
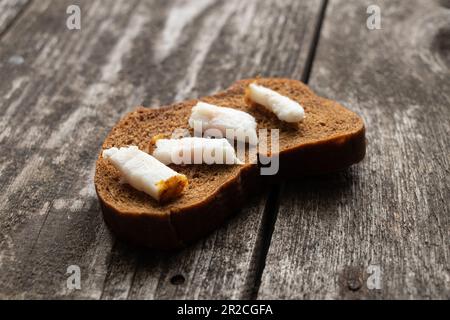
left=96, top=163, right=261, bottom=249
left=94, top=78, right=366, bottom=249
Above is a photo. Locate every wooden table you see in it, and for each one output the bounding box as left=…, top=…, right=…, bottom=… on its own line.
left=0, top=0, right=449, bottom=299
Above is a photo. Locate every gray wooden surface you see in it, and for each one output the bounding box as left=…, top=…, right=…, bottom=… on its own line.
left=0, top=0, right=448, bottom=299
left=259, top=0, right=450, bottom=299
left=0, top=0, right=28, bottom=35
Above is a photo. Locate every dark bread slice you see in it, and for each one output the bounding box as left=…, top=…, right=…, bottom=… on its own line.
left=94, top=78, right=366, bottom=249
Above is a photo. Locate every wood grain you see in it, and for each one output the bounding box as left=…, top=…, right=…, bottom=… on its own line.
left=0, top=0, right=323, bottom=298
left=259, top=0, right=450, bottom=299
left=0, top=0, right=29, bottom=35
left=102, top=0, right=325, bottom=300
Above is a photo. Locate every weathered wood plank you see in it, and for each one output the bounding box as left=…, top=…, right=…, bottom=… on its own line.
left=0, top=0, right=143, bottom=299
left=259, top=0, right=450, bottom=299
left=0, top=0, right=323, bottom=299
left=102, top=0, right=325, bottom=300
left=0, top=0, right=29, bottom=35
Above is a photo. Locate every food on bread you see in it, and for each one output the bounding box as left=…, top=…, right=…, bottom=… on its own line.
left=95, top=78, right=366, bottom=249
left=188, top=101, right=258, bottom=144
left=245, top=83, right=305, bottom=122
left=152, top=137, right=243, bottom=165
left=102, top=146, right=188, bottom=202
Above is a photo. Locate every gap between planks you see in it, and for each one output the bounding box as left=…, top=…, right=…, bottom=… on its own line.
left=248, top=0, right=329, bottom=299
left=0, top=0, right=329, bottom=299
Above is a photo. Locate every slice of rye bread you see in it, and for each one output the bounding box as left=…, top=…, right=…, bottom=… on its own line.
left=94, top=78, right=366, bottom=249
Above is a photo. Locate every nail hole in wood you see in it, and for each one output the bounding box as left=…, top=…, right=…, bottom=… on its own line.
left=347, top=278, right=362, bottom=291
left=438, top=0, right=450, bottom=8
left=431, top=27, right=450, bottom=69
left=170, top=274, right=185, bottom=285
